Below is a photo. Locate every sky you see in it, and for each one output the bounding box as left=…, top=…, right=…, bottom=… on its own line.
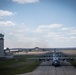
left=0, top=0, right=76, bottom=48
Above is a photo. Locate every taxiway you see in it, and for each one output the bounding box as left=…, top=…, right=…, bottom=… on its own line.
left=17, top=60, right=76, bottom=75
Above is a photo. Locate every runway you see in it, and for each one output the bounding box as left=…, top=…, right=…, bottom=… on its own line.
left=18, top=61, right=76, bottom=75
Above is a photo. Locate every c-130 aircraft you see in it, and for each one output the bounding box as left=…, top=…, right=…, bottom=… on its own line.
left=25, top=48, right=76, bottom=67
left=7, top=47, right=76, bottom=66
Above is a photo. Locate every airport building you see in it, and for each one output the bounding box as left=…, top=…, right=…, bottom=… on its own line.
left=0, top=33, right=4, bottom=57
left=0, top=33, right=14, bottom=59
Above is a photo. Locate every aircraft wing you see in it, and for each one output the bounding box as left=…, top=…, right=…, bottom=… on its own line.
left=26, top=57, right=52, bottom=61
left=26, top=57, right=76, bottom=61
left=58, top=57, right=76, bottom=60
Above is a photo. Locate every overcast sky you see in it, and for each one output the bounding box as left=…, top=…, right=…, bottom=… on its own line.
left=0, top=0, right=76, bottom=48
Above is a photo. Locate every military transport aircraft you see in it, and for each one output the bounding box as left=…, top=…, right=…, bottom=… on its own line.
left=26, top=50, right=76, bottom=66
left=5, top=47, right=76, bottom=66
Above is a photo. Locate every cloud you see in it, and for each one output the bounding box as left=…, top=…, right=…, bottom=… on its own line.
left=44, top=31, right=76, bottom=42
left=32, top=23, right=76, bottom=42
left=39, top=24, right=62, bottom=29
left=0, top=10, right=13, bottom=17
left=3, top=23, right=76, bottom=48
left=0, top=21, right=15, bottom=26
left=60, top=27, right=76, bottom=36
left=69, top=36, right=76, bottom=40
left=12, top=0, right=40, bottom=4
left=69, top=29, right=76, bottom=35
left=33, top=24, right=62, bottom=33
left=61, top=27, right=75, bottom=31
left=5, top=32, right=50, bottom=48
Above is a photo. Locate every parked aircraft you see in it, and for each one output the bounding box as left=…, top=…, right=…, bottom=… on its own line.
left=26, top=51, right=76, bottom=66
left=5, top=47, right=76, bottom=66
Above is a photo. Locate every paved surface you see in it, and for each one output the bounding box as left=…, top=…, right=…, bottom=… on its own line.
left=17, top=61, right=76, bottom=75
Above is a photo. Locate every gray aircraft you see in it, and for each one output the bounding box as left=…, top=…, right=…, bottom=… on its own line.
left=6, top=47, right=76, bottom=66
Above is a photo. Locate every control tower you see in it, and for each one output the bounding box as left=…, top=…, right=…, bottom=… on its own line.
left=0, top=33, right=4, bottom=57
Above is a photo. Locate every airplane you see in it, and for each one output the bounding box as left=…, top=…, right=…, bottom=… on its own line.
left=26, top=50, right=76, bottom=67
left=51, top=52, right=60, bottom=66
left=5, top=47, right=76, bottom=66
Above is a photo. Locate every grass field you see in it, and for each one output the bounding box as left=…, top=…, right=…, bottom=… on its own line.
left=0, top=55, right=41, bottom=75
left=70, top=61, right=76, bottom=68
